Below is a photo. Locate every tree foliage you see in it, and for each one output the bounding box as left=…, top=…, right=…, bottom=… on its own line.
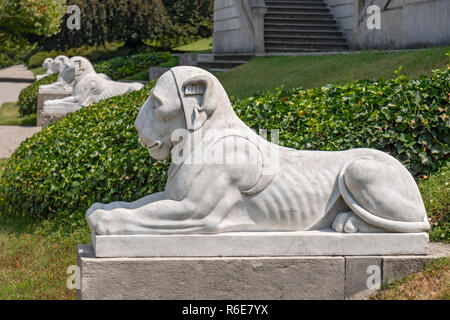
left=163, top=0, right=213, bottom=39
left=42, top=0, right=171, bottom=50
left=0, top=0, right=66, bottom=65
left=41, top=0, right=213, bottom=50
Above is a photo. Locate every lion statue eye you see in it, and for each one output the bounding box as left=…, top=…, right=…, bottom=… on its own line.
left=152, top=98, right=162, bottom=110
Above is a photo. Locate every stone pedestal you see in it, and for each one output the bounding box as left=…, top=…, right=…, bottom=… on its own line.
left=149, top=67, right=170, bottom=81
left=77, top=243, right=448, bottom=300
left=78, top=244, right=346, bottom=300
left=92, top=229, right=430, bottom=258
left=37, top=88, right=71, bottom=127
left=40, top=106, right=80, bottom=128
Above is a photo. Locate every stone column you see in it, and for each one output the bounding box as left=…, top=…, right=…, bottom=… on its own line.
left=250, top=0, right=267, bottom=55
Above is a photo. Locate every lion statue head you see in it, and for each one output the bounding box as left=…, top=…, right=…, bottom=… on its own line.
left=60, top=56, right=96, bottom=84
left=50, top=55, right=69, bottom=75
left=134, top=66, right=240, bottom=161
left=42, top=58, right=54, bottom=71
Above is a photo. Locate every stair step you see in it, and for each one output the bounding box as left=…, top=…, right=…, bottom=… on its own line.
left=264, top=0, right=349, bottom=54
left=211, top=54, right=254, bottom=62
left=265, top=35, right=346, bottom=42
left=265, top=29, right=343, bottom=37
left=267, top=6, right=330, bottom=13
left=266, top=1, right=327, bottom=7
left=266, top=0, right=326, bottom=3
left=265, top=47, right=348, bottom=53
left=266, top=42, right=349, bottom=50
left=265, top=17, right=336, bottom=23
left=266, top=11, right=332, bottom=17
left=264, top=22, right=339, bottom=30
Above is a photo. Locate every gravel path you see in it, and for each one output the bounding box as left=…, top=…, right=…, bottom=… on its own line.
left=0, top=64, right=35, bottom=105
left=0, top=65, right=41, bottom=158
left=0, top=126, right=41, bottom=158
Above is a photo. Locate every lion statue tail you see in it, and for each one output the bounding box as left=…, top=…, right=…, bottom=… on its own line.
left=337, top=157, right=431, bottom=233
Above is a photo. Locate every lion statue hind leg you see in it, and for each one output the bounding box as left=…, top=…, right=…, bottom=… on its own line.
left=334, top=156, right=430, bottom=233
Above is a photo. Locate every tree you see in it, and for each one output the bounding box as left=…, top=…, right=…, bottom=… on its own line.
left=163, top=0, right=213, bottom=39
left=42, top=0, right=171, bottom=50
left=0, top=0, right=66, bottom=64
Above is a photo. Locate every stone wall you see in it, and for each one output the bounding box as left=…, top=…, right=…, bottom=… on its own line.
left=213, top=0, right=266, bottom=54
left=324, top=0, right=355, bottom=43
left=327, top=0, right=450, bottom=49
left=213, top=0, right=253, bottom=53
left=356, top=0, right=450, bottom=49
left=213, top=0, right=449, bottom=53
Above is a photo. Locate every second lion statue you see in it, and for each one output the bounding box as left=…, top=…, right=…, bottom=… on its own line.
left=86, top=66, right=430, bottom=235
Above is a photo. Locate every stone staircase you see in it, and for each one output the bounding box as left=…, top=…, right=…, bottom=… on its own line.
left=264, top=0, right=349, bottom=53
left=196, top=54, right=254, bottom=72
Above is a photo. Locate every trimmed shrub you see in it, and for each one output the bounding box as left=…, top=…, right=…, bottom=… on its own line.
left=28, top=51, right=59, bottom=69
left=17, top=74, right=58, bottom=116
left=94, top=52, right=171, bottom=80
left=233, top=68, right=449, bottom=178
left=1, top=68, right=448, bottom=226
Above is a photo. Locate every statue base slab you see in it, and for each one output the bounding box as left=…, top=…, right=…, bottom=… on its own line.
left=92, top=229, right=429, bottom=258
left=37, top=88, right=72, bottom=126
left=77, top=243, right=448, bottom=300
left=40, top=106, right=81, bottom=127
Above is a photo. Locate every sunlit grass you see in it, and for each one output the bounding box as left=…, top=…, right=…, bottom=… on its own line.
left=218, top=46, right=450, bottom=98
left=0, top=102, right=36, bottom=125
left=174, top=37, right=212, bottom=53
left=372, top=257, right=450, bottom=300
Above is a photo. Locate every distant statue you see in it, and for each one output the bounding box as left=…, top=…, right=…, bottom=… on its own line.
left=86, top=66, right=431, bottom=236
left=35, top=58, right=55, bottom=81
left=43, top=56, right=143, bottom=110
left=39, top=55, right=73, bottom=92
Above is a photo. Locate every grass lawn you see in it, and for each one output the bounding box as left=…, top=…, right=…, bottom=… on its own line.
left=121, top=69, right=149, bottom=81
left=372, top=257, right=450, bottom=300
left=0, top=215, right=90, bottom=299
left=0, top=158, right=8, bottom=170
left=174, top=37, right=212, bottom=53
left=419, top=166, right=450, bottom=242
left=0, top=102, right=36, bottom=126
left=30, top=66, right=45, bottom=77
left=217, top=46, right=450, bottom=98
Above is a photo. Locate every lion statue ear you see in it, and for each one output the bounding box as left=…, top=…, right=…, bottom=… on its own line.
left=181, top=76, right=217, bottom=131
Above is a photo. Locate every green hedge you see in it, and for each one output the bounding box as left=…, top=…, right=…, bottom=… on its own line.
left=1, top=68, right=448, bottom=226
left=233, top=68, right=449, bottom=178
left=19, top=52, right=172, bottom=116
left=17, top=74, right=58, bottom=116
left=94, top=52, right=171, bottom=80
left=28, top=51, right=59, bottom=69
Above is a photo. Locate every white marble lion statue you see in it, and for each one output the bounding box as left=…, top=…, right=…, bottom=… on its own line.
left=43, top=56, right=143, bottom=110
left=35, top=57, right=55, bottom=81
left=86, top=66, right=430, bottom=235
left=39, top=55, right=73, bottom=92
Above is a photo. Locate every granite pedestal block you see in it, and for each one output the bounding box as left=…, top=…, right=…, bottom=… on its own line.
left=39, top=106, right=81, bottom=127
left=77, top=243, right=448, bottom=300
left=37, top=88, right=71, bottom=127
